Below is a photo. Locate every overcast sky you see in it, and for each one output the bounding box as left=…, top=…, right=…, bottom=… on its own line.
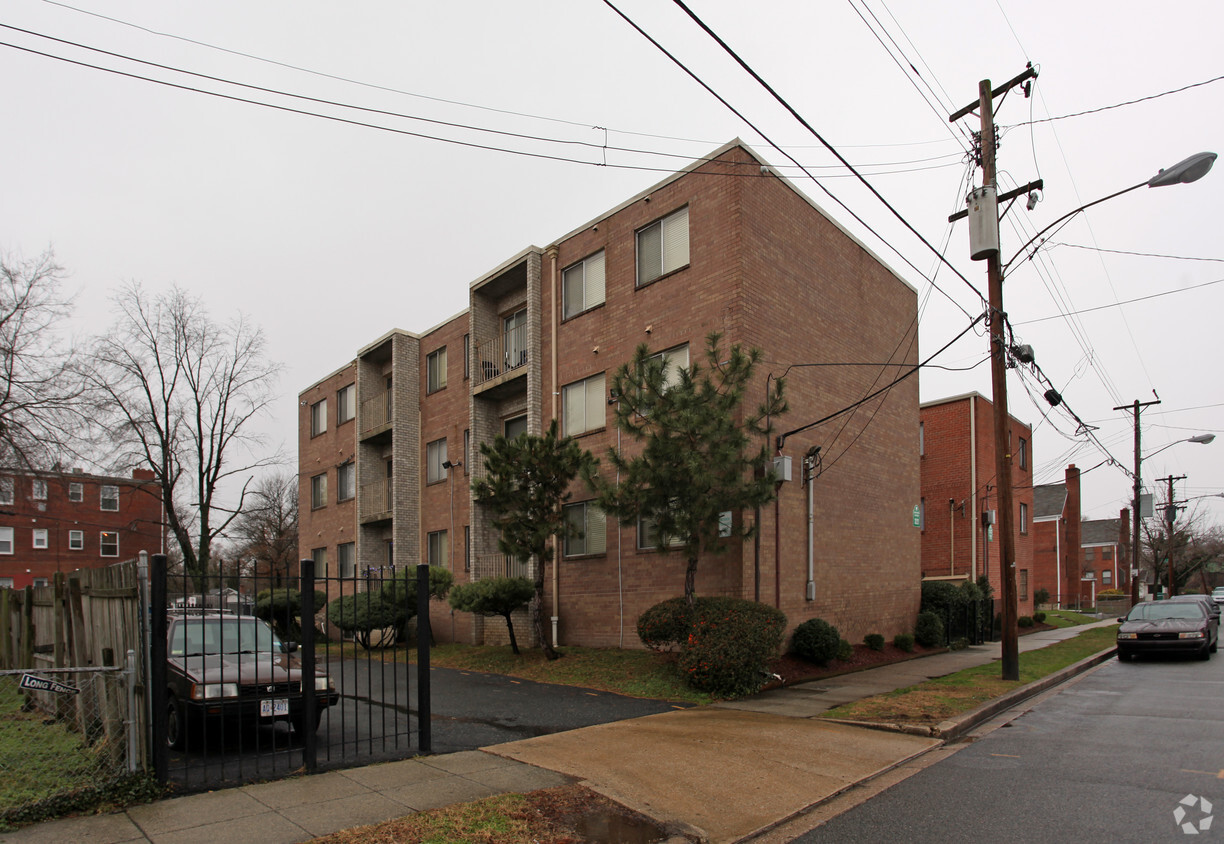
left=3, top=0, right=1221, bottom=525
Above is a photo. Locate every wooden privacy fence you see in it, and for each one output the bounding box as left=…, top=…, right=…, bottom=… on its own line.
left=0, top=559, right=148, bottom=768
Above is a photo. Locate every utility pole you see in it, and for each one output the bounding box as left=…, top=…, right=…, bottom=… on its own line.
left=1115, top=398, right=1159, bottom=605
left=1158, top=474, right=1186, bottom=597
left=950, top=68, right=1036, bottom=682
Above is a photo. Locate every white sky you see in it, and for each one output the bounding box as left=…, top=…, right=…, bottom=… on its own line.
left=2, top=0, right=1222, bottom=525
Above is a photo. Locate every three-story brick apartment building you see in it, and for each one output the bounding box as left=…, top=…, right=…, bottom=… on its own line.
left=0, top=467, right=162, bottom=590
left=300, top=140, right=923, bottom=648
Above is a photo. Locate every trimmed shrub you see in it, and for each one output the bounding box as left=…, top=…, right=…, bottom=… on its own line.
left=637, top=597, right=695, bottom=652
left=1033, top=611, right=1046, bottom=624
left=864, top=633, right=885, bottom=652
left=920, top=581, right=964, bottom=617
left=893, top=632, right=915, bottom=653
left=1034, top=587, right=1051, bottom=606
left=1017, top=615, right=1035, bottom=628
left=677, top=598, right=787, bottom=698
left=836, top=638, right=853, bottom=661
left=1097, top=589, right=1124, bottom=598
left=791, top=618, right=841, bottom=665
left=914, top=611, right=944, bottom=648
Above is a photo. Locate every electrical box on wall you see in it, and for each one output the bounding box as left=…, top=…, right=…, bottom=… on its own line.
left=771, top=455, right=792, bottom=482
left=967, top=185, right=999, bottom=260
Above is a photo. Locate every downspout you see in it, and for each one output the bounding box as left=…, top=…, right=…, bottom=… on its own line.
left=806, top=461, right=814, bottom=600
left=969, top=399, right=977, bottom=581
left=1055, top=519, right=1062, bottom=609
left=949, top=499, right=955, bottom=576
left=547, top=247, right=560, bottom=649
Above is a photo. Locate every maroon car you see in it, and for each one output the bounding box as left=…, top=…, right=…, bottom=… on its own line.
left=1117, top=600, right=1219, bottom=661
left=165, top=613, right=337, bottom=749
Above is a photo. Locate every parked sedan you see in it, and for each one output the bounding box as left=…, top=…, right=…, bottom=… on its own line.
left=165, top=613, right=338, bottom=749
left=1117, top=601, right=1219, bottom=661
left=1212, top=587, right=1224, bottom=606
left=1169, top=593, right=1222, bottom=622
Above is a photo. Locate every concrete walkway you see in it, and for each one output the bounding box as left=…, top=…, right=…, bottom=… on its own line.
left=0, top=620, right=1117, bottom=844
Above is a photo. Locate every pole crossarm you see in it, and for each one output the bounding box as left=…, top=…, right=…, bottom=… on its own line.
left=949, top=180, right=1043, bottom=223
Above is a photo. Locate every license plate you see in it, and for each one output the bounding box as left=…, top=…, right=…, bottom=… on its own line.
left=260, top=698, right=289, bottom=717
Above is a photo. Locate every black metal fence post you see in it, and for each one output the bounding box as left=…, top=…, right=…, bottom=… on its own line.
left=150, top=553, right=168, bottom=783
left=416, top=564, right=431, bottom=754
left=299, top=559, right=317, bottom=771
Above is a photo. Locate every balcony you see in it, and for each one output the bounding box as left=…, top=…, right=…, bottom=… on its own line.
left=472, top=324, right=529, bottom=393
left=471, top=553, right=531, bottom=581
left=360, top=391, right=392, bottom=441
left=360, top=477, right=392, bottom=524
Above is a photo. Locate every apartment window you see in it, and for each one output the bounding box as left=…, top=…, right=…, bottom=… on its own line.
left=1084, top=547, right=1095, bottom=560
left=0, top=478, right=12, bottom=506
left=919, top=497, right=926, bottom=531
left=1017, top=436, right=1028, bottom=470
left=1102, top=569, right=1113, bottom=585
left=337, top=462, right=355, bottom=502
left=427, top=530, right=449, bottom=568
left=100, top=531, right=119, bottom=557
left=337, top=542, right=355, bottom=579
left=1102, top=548, right=1113, bottom=560
left=504, top=416, right=528, bottom=440
left=464, top=525, right=471, bottom=572
left=426, top=438, right=447, bottom=484
left=100, top=485, right=119, bottom=512
left=919, top=422, right=924, bottom=456
left=637, top=513, right=684, bottom=550
left=0, top=527, right=12, bottom=554
left=32, top=479, right=47, bottom=500
left=636, top=206, right=689, bottom=287
left=1019, top=569, right=1029, bottom=601
left=311, top=473, right=327, bottom=509
left=68, top=482, right=84, bottom=502
left=1019, top=502, right=1028, bottom=534
left=312, top=546, right=328, bottom=578
left=337, top=384, right=355, bottom=425
left=562, top=250, right=606, bottom=319
left=310, top=398, right=327, bottom=437
left=463, top=429, right=470, bottom=474
left=651, top=344, right=690, bottom=393
left=33, top=529, right=48, bottom=549
left=563, top=373, right=606, bottom=437
left=32, top=578, right=48, bottom=588
left=504, top=308, right=528, bottom=369
left=427, top=347, right=447, bottom=393
left=69, top=530, right=83, bottom=551
left=0, top=577, right=12, bottom=588
left=564, top=501, right=606, bottom=557
left=463, top=334, right=470, bottom=379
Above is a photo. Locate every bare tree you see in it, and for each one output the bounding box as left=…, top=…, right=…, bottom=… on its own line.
left=86, top=283, right=282, bottom=592
left=230, top=470, right=299, bottom=589
left=0, top=249, right=86, bottom=467
left=1142, top=507, right=1224, bottom=594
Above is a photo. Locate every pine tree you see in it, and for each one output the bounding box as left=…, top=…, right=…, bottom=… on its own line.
left=588, top=333, right=787, bottom=605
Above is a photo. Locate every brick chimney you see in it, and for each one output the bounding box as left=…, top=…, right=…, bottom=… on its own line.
left=1065, top=464, right=1082, bottom=606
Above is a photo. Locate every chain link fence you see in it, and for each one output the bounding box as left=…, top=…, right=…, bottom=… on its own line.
left=0, top=661, right=137, bottom=825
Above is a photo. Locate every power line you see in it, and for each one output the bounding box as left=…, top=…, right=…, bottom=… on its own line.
left=1013, top=74, right=1224, bottom=126
left=1044, top=243, right=1224, bottom=263
left=1014, top=277, right=1224, bottom=325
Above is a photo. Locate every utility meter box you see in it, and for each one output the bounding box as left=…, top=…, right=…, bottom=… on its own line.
left=771, top=455, right=792, bottom=483
left=967, top=185, right=999, bottom=260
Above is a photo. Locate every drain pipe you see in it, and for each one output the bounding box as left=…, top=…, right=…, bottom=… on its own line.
left=547, top=246, right=560, bottom=649
left=804, top=447, right=820, bottom=600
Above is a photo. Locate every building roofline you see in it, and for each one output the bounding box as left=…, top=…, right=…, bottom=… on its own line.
left=468, top=246, right=544, bottom=293
left=298, top=360, right=358, bottom=396
left=357, top=327, right=417, bottom=358
left=920, top=391, right=1033, bottom=430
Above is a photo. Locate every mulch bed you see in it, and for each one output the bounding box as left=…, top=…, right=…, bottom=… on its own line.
left=764, top=642, right=943, bottom=689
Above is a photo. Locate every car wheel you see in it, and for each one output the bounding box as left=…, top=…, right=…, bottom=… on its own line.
left=292, top=708, right=322, bottom=735
left=1199, top=645, right=1212, bottom=661
left=1117, top=650, right=1132, bottom=662
left=166, top=695, right=187, bottom=750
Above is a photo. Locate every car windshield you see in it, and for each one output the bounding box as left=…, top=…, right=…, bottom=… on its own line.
left=1127, top=603, right=1205, bottom=621
left=169, top=617, right=282, bottom=657
left=1214, top=588, right=1224, bottom=596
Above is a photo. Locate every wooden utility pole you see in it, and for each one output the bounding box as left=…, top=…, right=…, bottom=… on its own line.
left=1158, top=474, right=1187, bottom=597
left=1115, top=398, right=1159, bottom=604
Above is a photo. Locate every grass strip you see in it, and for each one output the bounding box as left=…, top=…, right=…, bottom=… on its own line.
left=820, top=625, right=1116, bottom=725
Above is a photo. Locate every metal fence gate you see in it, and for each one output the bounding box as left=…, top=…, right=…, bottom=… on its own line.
left=150, top=555, right=432, bottom=792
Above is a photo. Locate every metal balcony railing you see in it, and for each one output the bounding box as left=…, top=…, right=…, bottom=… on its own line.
left=360, top=477, right=392, bottom=521
left=471, top=553, right=531, bottom=580
left=472, top=324, right=529, bottom=387
left=360, top=391, right=391, bottom=435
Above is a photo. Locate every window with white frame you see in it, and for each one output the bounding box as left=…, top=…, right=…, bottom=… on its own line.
left=337, top=462, right=355, bottom=502
left=636, top=206, right=689, bottom=287
left=311, top=473, right=327, bottom=509
left=427, top=530, right=448, bottom=568
left=0, top=527, right=13, bottom=554
left=32, top=578, right=48, bottom=587
left=562, top=250, right=606, bottom=319
left=100, top=485, right=119, bottom=512
left=338, top=542, right=355, bottom=578
left=563, top=373, right=606, bottom=437
left=427, top=347, right=447, bottom=393
left=0, top=478, right=12, bottom=506
left=32, top=479, right=47, bottom=500
left=564, top=501, right=606, bottom=557
left=1019, top=502, right=1028, bottom=534
left=312, top=546, right=328, bottom=577
left=1102, top=569, right=1113, bottom=585
left=637, top=513, right=685, bottom=550
left=69, top=530, right=83, bottom=551
left=310, top=398, right=327, bottom=436
left=0, top=577, right=12, bottom=588
left=337, top=384, right=355, bottom=425
left=32, top=529, right=48, bottom=549
left=69, top=482, right=83, bottom=502
left=641, top=344, right=690, bottom=404
left=100, top=531, right=119, bottom=557
left=426, top=438, right=447, bottom=484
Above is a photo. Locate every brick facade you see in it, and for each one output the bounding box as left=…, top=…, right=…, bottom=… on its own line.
left=300, top=141, right=922, bottom=648
left=919, top=393, right=1035, bottom=616
left=0, top=468, right=162, bottom=590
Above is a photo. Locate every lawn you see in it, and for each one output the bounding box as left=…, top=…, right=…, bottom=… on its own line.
left=1041, top=609, right=1102, bottom=628
left=820, top=624, right=1117, bottom=725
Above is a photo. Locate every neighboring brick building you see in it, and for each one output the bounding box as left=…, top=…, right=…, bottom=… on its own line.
left=299, top=141, right=922, bottom=648
left=1080, top=516, right=1126, bottom=605
left=1033, top=467, right=1130, bottom=609
left=919, top=393, right=1035, bottom=616
left=0, top=467, right=162, bottom=590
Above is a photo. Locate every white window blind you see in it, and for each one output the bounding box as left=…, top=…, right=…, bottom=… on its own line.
left=563, top=373, right=605, bottom=437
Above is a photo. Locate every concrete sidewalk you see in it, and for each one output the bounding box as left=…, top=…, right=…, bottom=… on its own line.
left=0, top=620, right=1117, bottom=844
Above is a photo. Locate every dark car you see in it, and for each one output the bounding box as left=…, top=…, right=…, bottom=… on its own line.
left=1116, top=600, right=1219, bottom=661
left=165, top=612, right=338, bottom=749
left=1169, top=594, right=1222, bottom=622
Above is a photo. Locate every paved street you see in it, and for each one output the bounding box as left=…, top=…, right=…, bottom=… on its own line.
left=793, top=651, right=1224, bottom=842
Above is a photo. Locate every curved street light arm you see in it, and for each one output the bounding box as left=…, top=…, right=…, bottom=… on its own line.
left=1002, top=180, right=1146, bottom=273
